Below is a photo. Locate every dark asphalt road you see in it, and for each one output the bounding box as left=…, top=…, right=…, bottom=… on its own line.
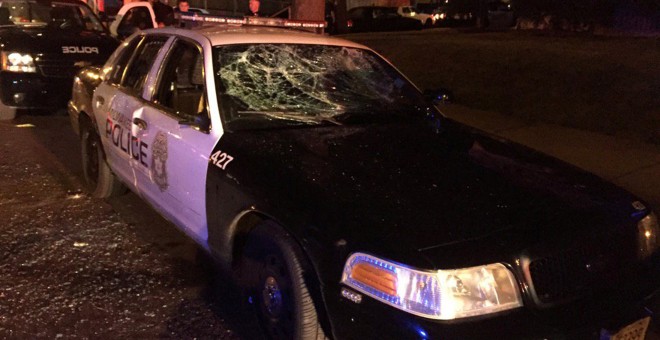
left=0, top=114, right=262, bottom=339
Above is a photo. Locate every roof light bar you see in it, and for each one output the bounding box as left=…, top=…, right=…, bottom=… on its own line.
left=179, top=13, right=326, bottom=29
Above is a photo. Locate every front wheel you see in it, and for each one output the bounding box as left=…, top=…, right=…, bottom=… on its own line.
left=240, top=222, right=327, bottom=340
left=81, top=124, right=124, bottom=198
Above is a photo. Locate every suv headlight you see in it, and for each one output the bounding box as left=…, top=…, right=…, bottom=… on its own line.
left=2, top=52, right=36, bottom=73
left=341, top=253, right=522, bottom=320
left=638, top=212, right=659, bottom=258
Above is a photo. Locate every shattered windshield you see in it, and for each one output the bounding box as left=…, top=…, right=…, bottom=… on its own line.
left=0, top=0, right=105, bottom=32
left=213, top=44, right=430, bottom=130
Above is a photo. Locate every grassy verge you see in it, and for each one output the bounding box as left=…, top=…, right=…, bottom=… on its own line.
left=344, top=30, right=660, bottom=144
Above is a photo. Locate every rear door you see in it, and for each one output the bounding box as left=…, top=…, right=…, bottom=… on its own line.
left=93, top=34, right=169, bottom=191
left=93, top=34, right=143, bottom=186
left=131, top=37, right=220, bottom=245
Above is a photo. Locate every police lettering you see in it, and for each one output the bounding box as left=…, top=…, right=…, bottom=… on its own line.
left=62, top=46, right=99, bottom=54
left=106, top=118, right=148, bottom=167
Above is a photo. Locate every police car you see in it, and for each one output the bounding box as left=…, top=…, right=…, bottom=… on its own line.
left=0, top=0, right=118, bottom=120
left=68, top=15, right=660, bottom=339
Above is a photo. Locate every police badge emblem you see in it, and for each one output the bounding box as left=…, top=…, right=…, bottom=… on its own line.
left=151, top=131, right=169, bottom=192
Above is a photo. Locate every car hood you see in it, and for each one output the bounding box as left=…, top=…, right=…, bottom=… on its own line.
left=0, top=26, right=117, bottom=62
left=218, top=119, right=644, bottom=268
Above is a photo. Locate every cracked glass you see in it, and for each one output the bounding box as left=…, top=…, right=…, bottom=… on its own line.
left=213, top=44, right=430, bottom=130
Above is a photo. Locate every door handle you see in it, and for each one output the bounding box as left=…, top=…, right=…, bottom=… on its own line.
left=133, top=117, right=148, bottom=130
left=94, top=95, right=105, bottom=108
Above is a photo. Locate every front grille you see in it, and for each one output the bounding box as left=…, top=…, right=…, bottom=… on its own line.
left=528, top=239, right=635, bottom=304
left=529, top=246, right=595, bottom=303
left=35, top=54, right=104, bottom=78
left=36, top=56, right=75, bottom=77
left=39, top=65, right=77, bottom=77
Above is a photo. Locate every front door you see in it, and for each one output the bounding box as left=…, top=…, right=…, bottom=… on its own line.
left=131, top=38, right=220, bottom=245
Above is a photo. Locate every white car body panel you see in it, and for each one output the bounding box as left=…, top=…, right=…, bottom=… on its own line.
left=109, top=2, right=158, bottom=37
left=94, top=83, right=140, bottom=190
left=131, top=105, right=220, bottom=247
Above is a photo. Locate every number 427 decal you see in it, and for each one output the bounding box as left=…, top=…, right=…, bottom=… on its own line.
left=210, top=150, right=234, bottom=170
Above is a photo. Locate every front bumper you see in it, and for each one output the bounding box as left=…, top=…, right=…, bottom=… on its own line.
left=325, top=255, right=660, bottom=339
left=328, top=288, right=659, bottom=339
left=0, top=71, right=73, bottom=110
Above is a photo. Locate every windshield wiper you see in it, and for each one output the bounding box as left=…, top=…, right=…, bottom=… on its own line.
left=236, top=111, right=342, bottom=126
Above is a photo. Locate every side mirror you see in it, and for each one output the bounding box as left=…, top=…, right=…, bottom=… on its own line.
left=179, top=112, right=211, bottom=133
left=423, top=88, right=454, bottom=106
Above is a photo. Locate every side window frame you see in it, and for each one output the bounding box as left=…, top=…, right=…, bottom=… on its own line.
left=120, top=34, right=169, bottom=97
left=151, top=37, right=209, bottom=129
left=107, top=35, right=143, bottom=86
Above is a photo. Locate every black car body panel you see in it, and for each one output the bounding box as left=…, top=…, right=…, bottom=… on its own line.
left=205, top=115, right=659, bottom=337
left=209, top=118, right=639, bottom=260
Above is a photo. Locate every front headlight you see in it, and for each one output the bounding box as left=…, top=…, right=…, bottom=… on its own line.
left=341, top=253, right=523, bottom=320
left=638, top=212, right=659, bottom=258
left=1, top=52, right=37, bottom=73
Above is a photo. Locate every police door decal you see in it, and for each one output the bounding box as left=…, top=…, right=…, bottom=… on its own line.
left=106, top=108, right=149, bottom=167
left=151, top=131, right=169, bottom=192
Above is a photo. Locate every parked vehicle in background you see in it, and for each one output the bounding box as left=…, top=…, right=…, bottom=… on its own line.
left=109, top=2, right=158, bottom=39
left=434, top=5, right=473, bottom=26
left=348, top=6, right=423, bottom=33
left=486, top=0, right=515, bottom=28
left=417, top=0, right=474, bottom=27
left=0, top=0, right=118, bottom=120
left=416, top=0, right=513, bottom=28
left=397, top=5, right=437, bottom=27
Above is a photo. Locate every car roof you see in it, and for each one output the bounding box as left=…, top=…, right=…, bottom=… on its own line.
left=152, top=25, right=371, bottom=49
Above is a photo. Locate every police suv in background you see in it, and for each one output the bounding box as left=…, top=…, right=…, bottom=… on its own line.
left=0, top=0, right=118, bottom=120
left=68, top=15, right=660, bottom=340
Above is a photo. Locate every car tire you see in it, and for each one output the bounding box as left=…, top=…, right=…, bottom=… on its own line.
left=81, top=123, right=124, bottom=198
left=240, top=222, right=327, bottom=340
left=0, top=99, right=17, bottom=120
left=424, top=18, right=433, bottom=28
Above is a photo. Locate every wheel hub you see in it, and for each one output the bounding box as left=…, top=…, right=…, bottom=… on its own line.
left=261, top=276, right=282, bottom=318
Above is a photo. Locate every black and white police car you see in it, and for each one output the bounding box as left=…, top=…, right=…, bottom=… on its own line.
left=68, top=15, right=660, bottom=339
